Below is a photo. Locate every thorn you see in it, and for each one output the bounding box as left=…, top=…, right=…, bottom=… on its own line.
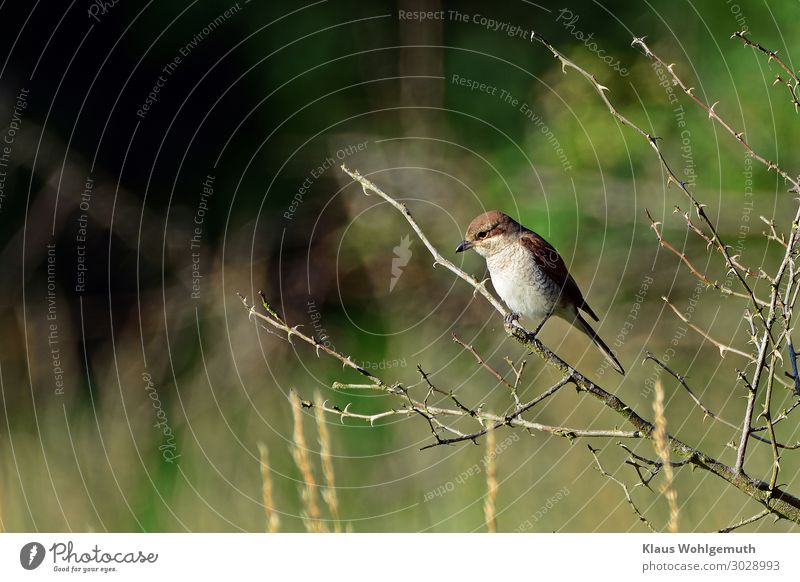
left=708, top=101, right=719, bottom=119
left=735, top=131, right=744, bottom=141
left=340, top=402, right=352, bottom=423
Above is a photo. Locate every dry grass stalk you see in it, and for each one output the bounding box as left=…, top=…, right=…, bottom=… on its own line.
left=484, top=425, right=498, bottom=533
left=257, top=442, right=281, bottom=533
left=653, top=380, right=679, bottom=533
left=290, top=391, right=325, bottom=532
left=314, top=390, right=341, bottom=532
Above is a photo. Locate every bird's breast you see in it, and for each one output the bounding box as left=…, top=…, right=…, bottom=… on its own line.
left=486, top=244, right=558, bottom=320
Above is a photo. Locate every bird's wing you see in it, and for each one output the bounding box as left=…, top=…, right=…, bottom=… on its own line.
left=519, top=230, right=599, bottom=321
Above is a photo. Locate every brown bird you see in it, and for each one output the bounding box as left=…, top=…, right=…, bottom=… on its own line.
left=456, top=210, right=624, bottom=375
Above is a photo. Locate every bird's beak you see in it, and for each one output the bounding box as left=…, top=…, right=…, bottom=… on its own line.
left=455, top=240, right=473, bottom=253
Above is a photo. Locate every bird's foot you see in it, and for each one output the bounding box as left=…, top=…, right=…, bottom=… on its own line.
left=504, top=312, right=520, bottom=327
left=527, top=317, right=550, bottom=340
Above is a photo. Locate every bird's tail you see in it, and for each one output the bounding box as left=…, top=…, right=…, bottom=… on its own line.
left=572, top=313, right=625, bottom=375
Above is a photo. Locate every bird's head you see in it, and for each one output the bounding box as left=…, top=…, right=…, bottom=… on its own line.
left=456, top=210, right=520, bottom=257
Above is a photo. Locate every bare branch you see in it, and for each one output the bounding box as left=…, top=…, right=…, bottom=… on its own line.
left=644, top=353, right=738, bottom=429
left=243, top=161, right=800, bottom=523
left=452, top=333, right=514, bottom=389
left=662, top=297, right=754, bottom=360
left=529, top=31, right=763, bottom=310
left=674, top=206, right=767, bottom=280
left=340, top=165, right=509, bottom=317
left=732, top=30, right=800, bottom=113
left=761, top=216, right=789, bottom=249
left=719, top=508, right=772, bottom=533
left=647, top=211, right=767, bottom=305
left=588, top=445, right=657, bottom=532
left=633, top=36, right=800, bottom=192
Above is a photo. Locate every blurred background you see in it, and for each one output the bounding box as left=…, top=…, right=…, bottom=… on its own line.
left=0, top=0, right=799, bottom=532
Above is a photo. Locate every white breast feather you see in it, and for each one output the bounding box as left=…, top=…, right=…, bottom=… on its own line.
left=486, top=243, right=556, bottom=321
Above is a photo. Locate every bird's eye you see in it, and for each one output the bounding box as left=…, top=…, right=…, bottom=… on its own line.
left=477, top=231, right=488, bottom=239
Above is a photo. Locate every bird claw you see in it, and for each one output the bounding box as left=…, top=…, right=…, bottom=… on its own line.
left=504, top=312, right=520, bottom=327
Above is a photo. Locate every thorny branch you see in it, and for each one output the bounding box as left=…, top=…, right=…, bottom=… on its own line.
left=629, top=32, right=800, bottom=481
left=238, top=293, right=637, bottom=449
left=646, top=210, right=767, bottom=306
left=660, top=296, right=754, bottom=360
left=242, top=29, right=800, bottom=528
left=588, top=445, right=657, bottom=532
left=242, top=161, right=800, bottom=524
left=530, top=31, right=763, bottom=313
left=732, top=30, right=800, bottom=113
left=719, top=508, right=772, bottom=533
left=644, top=353, right=738, bottom=429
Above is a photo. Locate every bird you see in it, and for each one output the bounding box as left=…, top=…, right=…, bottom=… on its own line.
left=456, top=210, right=624, bottom=375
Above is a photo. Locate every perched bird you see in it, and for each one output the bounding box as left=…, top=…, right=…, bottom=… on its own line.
left=456, top=210, right=624, bottom=375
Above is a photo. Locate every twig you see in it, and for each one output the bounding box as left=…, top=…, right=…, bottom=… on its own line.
left=762, top=216, right=789, bottom=249
left=340, top=164, right=509, bottom=317
left=647, top=211, right=767, bottom=305
left=511, top=376, right=573, bottom=419
left=719, top=508, right=772, bottom=533
left=618, top=443, right=690, bottom=490
left=524, top=28, right=800, bottom=496
left=632, top=39, right=800, bottom=476
left=240, top=162, right=800, bottom=523
left=313, top=397, right=638, bottom=444
left=241, top=291, right=399, bottom=394
left=759, top=356, right=782, bottom=492
left=732, top=31, right=800, bottom=113
left=417, top=365, right=475, bottom=417
left=588, top=445, right=657, bottom=532
left=530, top=31, right=762, bottom=311
left=633, top=36, right=800, bottom=193
left=504, top=357, right=526, bottom=408
left=752, top=398, right=800, bottom=432
left=452, top=333, right=514, bottom=389
left=331, top=382, right=384, bottom=391
left=661, top=297, right=754, bottom=360
left=644, top=353, right=737, bottom=429
left=674, top=206, right=766, bottom=280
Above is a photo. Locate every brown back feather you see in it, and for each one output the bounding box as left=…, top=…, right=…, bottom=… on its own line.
left=518, top=230, right=598, bottom=321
